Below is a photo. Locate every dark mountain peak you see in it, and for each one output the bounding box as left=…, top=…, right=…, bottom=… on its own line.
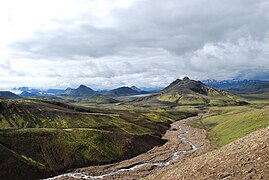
left=78, top=84, right=88, bottom=89
left=130, top=86, right=143, bottom=93
left=163, top=77, right=207, bottom=95
left=105, top=86, right=141, bottom=96
left=130, top=85, right=137, bottom=88
left=63, top=85, right=95, bottom=97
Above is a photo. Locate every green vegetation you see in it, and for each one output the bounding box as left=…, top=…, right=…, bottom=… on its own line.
left=157, top=93, right=182, bottom=103
left=144, top=78, right=247, bottom=106
left=188, top=105, right=269, bottom=147
left=0, top=98, right=199, bottom=179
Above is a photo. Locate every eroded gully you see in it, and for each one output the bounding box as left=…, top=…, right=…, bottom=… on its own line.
left=45, top=114, right=208, bottom=180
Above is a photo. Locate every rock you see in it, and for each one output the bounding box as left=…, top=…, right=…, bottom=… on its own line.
left=219, top=172, right=231, bottom=179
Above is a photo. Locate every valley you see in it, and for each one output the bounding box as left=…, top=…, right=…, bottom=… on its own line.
left=0, top=77, right=269, bottom=180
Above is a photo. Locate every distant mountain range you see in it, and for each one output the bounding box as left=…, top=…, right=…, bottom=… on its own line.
left=14, top=85, right=150, bottom=98
left=202, top=79, right=267, bottom=90
left=13, top=87, right=65, bottom=97
left=9, top=79, right=269, bottom=99
left=227, top=82, right=269, bottom=94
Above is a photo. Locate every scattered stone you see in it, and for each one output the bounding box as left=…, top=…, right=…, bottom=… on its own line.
left=219, top=172, right=231, bottom=179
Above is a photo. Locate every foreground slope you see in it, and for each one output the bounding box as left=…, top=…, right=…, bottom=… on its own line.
left=0, top=98, right=197, bottom=179
left=188, top=105, right=269, bottom=147
left=150, top=126, right=269, bottom=180
left=137, top=77, right=246, bottom=106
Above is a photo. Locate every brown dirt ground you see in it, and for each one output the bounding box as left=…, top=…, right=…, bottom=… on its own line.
left=148, top=126, right=269, bottom=180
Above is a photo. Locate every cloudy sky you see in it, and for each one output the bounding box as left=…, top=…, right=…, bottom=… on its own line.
left=0, top=0, right=269, bottom=90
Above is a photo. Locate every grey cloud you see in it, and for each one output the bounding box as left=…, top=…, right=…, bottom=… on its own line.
left=3, top=0, right=269, bottom=89
left=10, top=0, right=269, bottom=59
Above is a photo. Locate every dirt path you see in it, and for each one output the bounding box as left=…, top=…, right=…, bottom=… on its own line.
left=46, top=114, right=212, bottom=180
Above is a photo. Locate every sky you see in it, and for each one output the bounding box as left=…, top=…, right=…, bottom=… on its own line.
left=0, top=0, right=269, bottom=90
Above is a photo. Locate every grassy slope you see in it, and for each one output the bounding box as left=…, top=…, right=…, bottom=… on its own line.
left=0, top=98, right=199, bottom=179
left=156, top=90, right=246, bottom=106
left=188, top=102, right=269, bottom=147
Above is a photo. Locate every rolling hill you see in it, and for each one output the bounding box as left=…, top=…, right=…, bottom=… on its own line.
left=0, top=91, right=20, bottom=99
left=0, top=98, right=197, bottom=179
left=105, top=87, right=145, bottom=96
left=137, top=77, right=246, bottom=106
left=227, top=81, right=269, bottom=94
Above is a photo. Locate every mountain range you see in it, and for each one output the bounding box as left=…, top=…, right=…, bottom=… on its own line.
left=5, top=79, right=269, bottom=100
left=16, top=85, right=148, bottom=98
left=202, top=79, right=267, bottom=89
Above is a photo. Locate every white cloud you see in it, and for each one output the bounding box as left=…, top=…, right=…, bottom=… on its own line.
left=0, top=0, right=269, bottom=90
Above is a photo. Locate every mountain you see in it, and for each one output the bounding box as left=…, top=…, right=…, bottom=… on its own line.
left=44, top=89, right=65, bottom=95
left=63, top=84, right=95, bottom=96
left=0, top=91, right=20, bottom=99
left=137, top=77, right=246, bottom=106
left=13, top=87, right=31, bottom=92
left=202, top=79, right=266, bottom=90
left=13, top=87, right=65, bottom=96
left=105, top=87, right=142, bottom=96
left=20, top=91, right=41, bottom=97
left=130, top=86, right=144, bottom=93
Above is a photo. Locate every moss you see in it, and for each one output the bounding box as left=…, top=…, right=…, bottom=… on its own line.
left=188, top=105, right=269, bottom=147
left=157, top=93, right=182, bottom=103
left=20, top=155, right=46, bottom=169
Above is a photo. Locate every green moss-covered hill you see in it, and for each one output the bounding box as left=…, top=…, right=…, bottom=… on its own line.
left=138, top=77, right=246, bottom=106
left=0, top=98, right=198, bottom=180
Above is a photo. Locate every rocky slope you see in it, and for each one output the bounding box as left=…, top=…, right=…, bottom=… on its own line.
left=150, top=126, right=269, bottom=180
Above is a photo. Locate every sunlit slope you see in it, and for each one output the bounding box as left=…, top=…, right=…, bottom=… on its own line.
left=0, top=98, right=198, bottom=179
left=188, top=105, right=269, bottom=147
left=138, top=77, right=246, bottom=106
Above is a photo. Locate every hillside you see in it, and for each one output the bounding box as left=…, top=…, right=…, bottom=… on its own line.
left=0, top=98, right=197, bottom=179
left=227, top=81, right=269, bottom=94
left=0, top=91, right=20, bottom=99
left=63, top=85, right=95, bottom=96
left=150, top=126, right=269, bottom=180
left=188, top=105, right=269, bottom=147
left=137, top=77, right=246, bottom=106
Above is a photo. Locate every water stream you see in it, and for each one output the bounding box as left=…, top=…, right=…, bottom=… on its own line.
left=45, top=122, right=197, bottom=180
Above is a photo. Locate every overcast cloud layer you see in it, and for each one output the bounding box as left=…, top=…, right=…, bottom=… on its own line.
left=0, top=0, right=269, bottom=90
